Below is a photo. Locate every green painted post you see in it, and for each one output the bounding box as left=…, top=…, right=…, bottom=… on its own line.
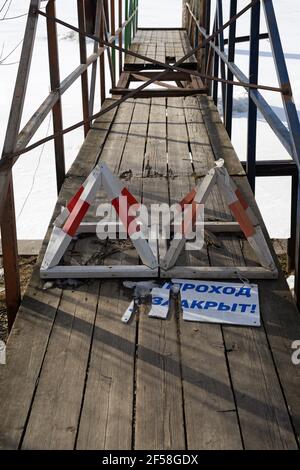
left=129, top=0, right=133, bottom=47
left=125, top=0, right=128, bottom=50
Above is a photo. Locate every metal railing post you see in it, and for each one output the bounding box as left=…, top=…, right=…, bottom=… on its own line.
left=224, top=0, right=237, bottom=138
left=46, top=0, right=65, bottom=192
left=246, top=0, right=260, bottom=193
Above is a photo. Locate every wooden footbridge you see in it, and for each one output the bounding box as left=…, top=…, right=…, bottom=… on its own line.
left=1, top=0, right=300, bottom=450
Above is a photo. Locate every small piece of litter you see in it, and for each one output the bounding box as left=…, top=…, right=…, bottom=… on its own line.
left=123, top=281, right=158, bottom=290
left=122, top=301, right=135, bottom=323
left=43, top=281, right=54, bottom=290
left=123, top=280, right=158, bottom=305
left=148, top=287, right=170, bottom=319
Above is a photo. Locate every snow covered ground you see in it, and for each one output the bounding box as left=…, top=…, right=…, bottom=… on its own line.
left=0, top=0, right=299, bottom=240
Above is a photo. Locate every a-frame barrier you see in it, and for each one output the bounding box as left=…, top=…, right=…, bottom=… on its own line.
left=160, top=159, right=278, bottom=279
left=40, top=160, right=278, bottom=280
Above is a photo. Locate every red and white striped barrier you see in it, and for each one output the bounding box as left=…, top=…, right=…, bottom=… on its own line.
left=216, top=166, right=275, bottom=270
left=162, top=159, right=276, bottom=273
left=42, top=163, right=158, bottom=271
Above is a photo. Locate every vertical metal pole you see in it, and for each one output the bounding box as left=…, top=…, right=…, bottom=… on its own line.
left=224, top=0, right=237, bottom=138
left=135, top=0, right=139, bottom=34
left=182, top=0, right=187, bottom=29
left=77, top=0, right=90, bottom=136
left=198, top=0, right=207, bottom=73
left=89, top=0, right=102, bottom=116
left=0, top=0, right=41, bottom=330
left=129, top=0, right=133, bottom=47
left=1, top=183, right=20, bottom=332
left=205, top=0, right=211, bottom=69
left=246, top=0, right=260, bottom=193
left=110, top=0, right=116, bottom=80
left=46, top=0, right=65, bottom=192
left=205, top=1, right=213, bottom=94
left=288, top=171, right=298, bottom=272
left=118, top=0, right=123, bottom=77
left=262, top=0, right=300, bottom=309
left=125, top=0, right=129, bottom=50
left=99, top=3, right=106, bottom=104
left=102, top=0, right=115, bottom=88
left=216, top=0, right=226, bottom=114
left=295, top=185, right=300, bottom=308
left=212, top=13, right=219, bottom=106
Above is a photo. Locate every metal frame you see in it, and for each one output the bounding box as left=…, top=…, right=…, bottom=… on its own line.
left=185, top=0, right=300, bottom=307
left=1, top=0, right=300, bottom=329
left=0, top=0, right=138, bottom=329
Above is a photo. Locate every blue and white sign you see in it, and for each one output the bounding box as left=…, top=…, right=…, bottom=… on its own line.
left=160, top=279, right=260, bottom=326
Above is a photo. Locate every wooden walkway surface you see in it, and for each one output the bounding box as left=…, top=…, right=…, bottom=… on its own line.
left=1, top=90, right=300, bottom=448
left=125, top=28, right=197, bottom=70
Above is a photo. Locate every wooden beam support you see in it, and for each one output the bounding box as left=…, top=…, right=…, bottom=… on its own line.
left=110, top=87, right=208, bottom=98
left=130, top=71, right=192, bottom=81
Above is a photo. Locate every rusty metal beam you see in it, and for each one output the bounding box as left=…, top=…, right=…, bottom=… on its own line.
left=46, top=0, right=65, bottom=193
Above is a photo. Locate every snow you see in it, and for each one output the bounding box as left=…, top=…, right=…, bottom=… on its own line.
left=0, top=0, right=299, bottom=240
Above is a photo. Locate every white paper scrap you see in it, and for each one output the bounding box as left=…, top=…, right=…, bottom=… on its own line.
left=148, top=287, right=170, bottom=319
left=122, top=301, right=135, bottom=323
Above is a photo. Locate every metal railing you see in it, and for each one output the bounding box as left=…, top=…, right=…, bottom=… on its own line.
left=1, top=0, right=300, bottom=331
left=0, top=0, right=139, bottom=329
left=184, top=0, right=300, bottom=307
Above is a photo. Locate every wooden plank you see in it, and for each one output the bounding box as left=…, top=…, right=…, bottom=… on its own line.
left=19, top=122, right=129, bottom=448
left=174, top=40, right=185, bottom=63
left=235, top=176, right=300, bottom=447
left=0, top=184, right=79, bottom=449
left=206, top=176, right=298, bottom=449
left=99, top=99, right=135, bottom=173
left=111, top=88, right=206, bottom=98
left=168, top=175, right=242, bottom=450
left=183, top=96, right=215, bottom=176
left=76, top=279, right=137, bottom=449
left=167, top=97, right=192, bottom=176
left=75, top=208, right=140, bottom=448
left=180, top=30, right=196, bottom=64
left=165, top=40, right=175, bottom=62
left=134, top=177, right=186, bottom=450
left=130, top=71, right=191, bottom=82
left=76, top=178, right=142, bottom=449
left=126, top=42, right=139, bottom=64
left=0, top=261, right=62, bottom=449
left=21, top=281, right=100, bottom=449
left=0, top=239, right=42, bottom=256
left=198, top=96, right=245, bottom=176
left=67, top=98, right=118, bottom=178
left=0, top=96, right=124, bottom=449
left=119, top=99, right=150, bottom=176
left=145, top=43, right=156, bottom=65
left=144, top=98, right=167, bottom=177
